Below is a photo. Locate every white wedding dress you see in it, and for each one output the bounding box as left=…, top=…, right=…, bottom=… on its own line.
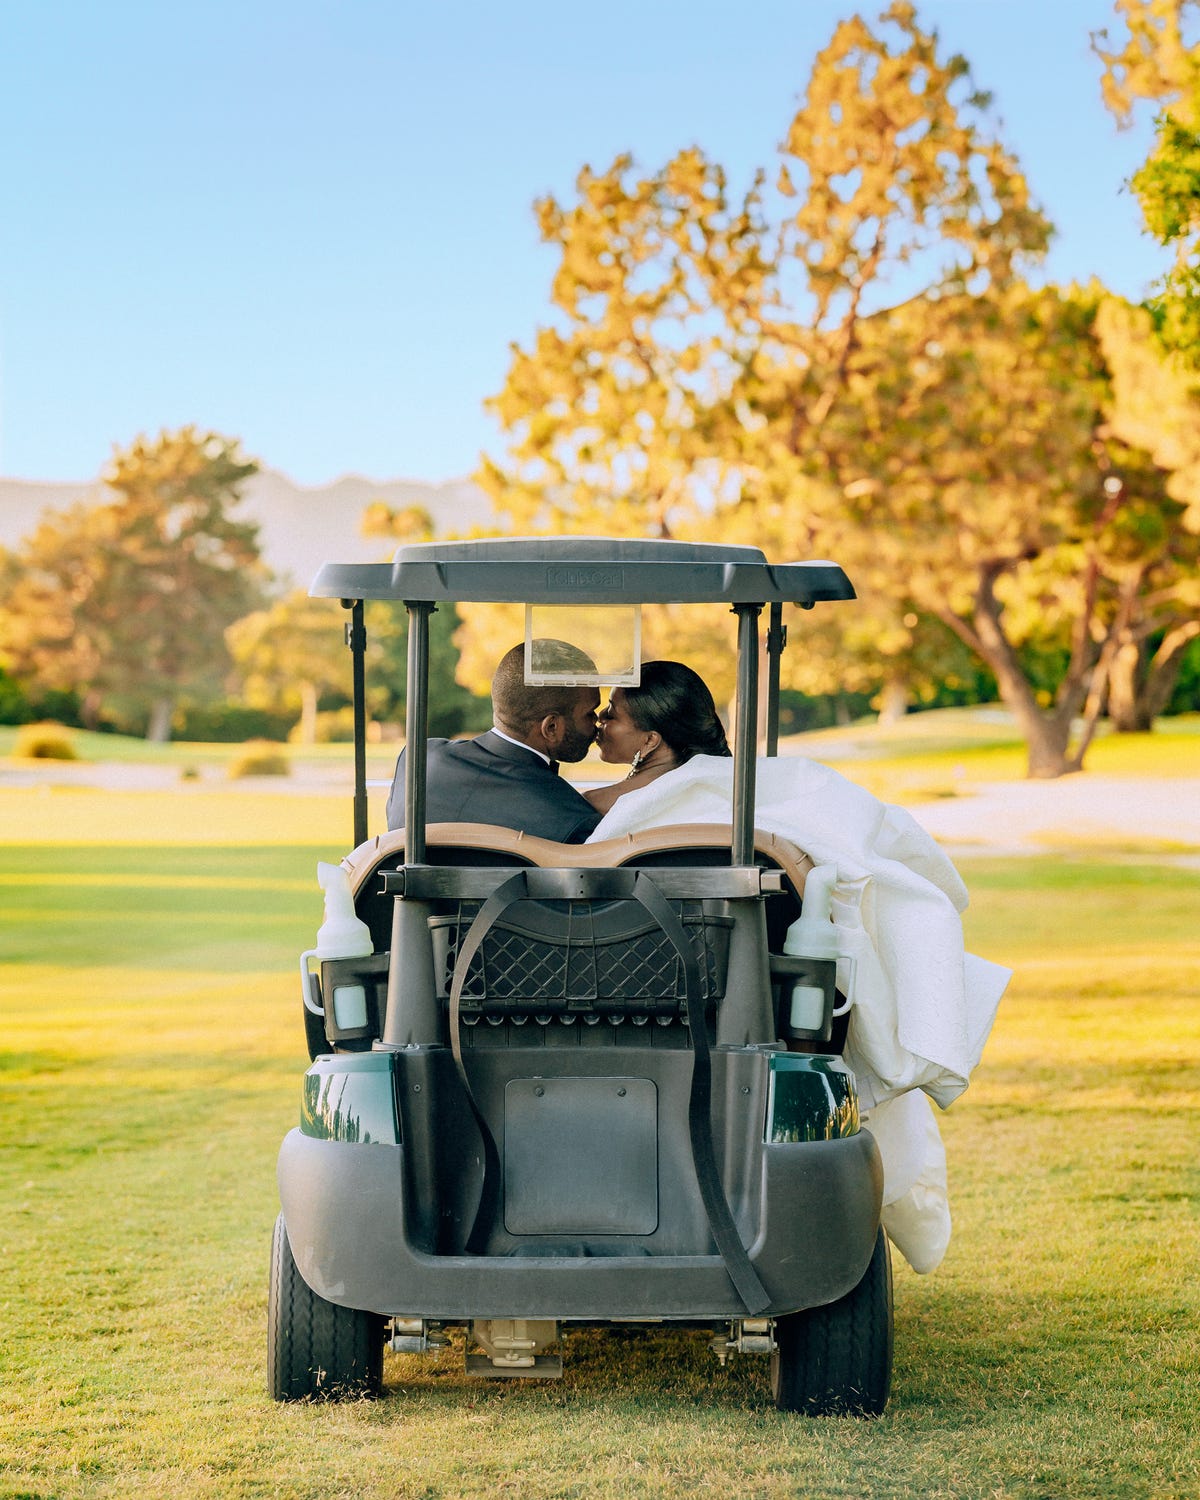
left=586, top=754, right=1011, bottom=1274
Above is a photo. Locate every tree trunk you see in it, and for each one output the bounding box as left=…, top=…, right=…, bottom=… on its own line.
left=80, top=687, right=104, bottom=731
left=297, top=681, right=318, bottom=746
left=1020, top=712, right=1075, bottom=778
left=876, top=675, right=908, bottom=726
left=969, top=587, right=1076, bottom=778
left=1108, top=621, right=1200, bottom=732
left=1106, top=639, right=1153, bottom=732
left=933, top=571, right=1080, bottom=778
left=146, top=696, right=174, bottom=743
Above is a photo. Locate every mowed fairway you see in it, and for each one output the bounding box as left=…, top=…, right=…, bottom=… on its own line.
left=1, top=785, right=1198, bottom=1499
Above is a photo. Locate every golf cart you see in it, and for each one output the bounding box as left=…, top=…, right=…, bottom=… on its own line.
left=269, top=537, right=893, bottom=1415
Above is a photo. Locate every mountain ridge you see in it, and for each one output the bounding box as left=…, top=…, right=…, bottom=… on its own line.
left=0, top=468, right=497, bottom=587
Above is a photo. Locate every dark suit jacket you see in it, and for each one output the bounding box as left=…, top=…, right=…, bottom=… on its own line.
left=385, top=731, right=602, bottom=844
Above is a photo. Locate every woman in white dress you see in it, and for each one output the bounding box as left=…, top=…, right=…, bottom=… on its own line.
left=584, top=660, right=731, bottom=816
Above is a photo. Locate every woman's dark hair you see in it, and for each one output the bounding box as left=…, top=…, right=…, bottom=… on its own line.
left=623, top=661, right=731, bottom=763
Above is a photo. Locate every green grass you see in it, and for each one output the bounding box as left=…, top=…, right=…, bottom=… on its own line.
left=1, top=828, right=1198, bottom=1497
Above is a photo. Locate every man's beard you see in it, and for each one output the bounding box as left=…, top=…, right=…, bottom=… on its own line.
left=555, top=723, right=595, bottom=764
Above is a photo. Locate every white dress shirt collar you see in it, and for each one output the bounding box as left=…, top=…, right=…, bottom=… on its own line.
left=491, top=725, right=552, bottom=765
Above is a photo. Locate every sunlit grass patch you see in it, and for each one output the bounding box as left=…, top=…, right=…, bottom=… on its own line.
left=775, top=710, right=1200, bottom=803
left=1015, top=831, right=1198, bottom=856
left=0, top=785, right=380, bottom=844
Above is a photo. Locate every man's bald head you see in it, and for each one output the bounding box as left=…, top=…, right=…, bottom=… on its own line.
left=491, top=642, right=600, bottom=763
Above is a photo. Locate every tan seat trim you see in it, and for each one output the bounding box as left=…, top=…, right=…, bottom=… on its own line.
left=344, top=821, right=814, bottom=900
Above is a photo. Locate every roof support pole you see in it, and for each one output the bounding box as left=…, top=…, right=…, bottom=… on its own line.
left=343, top=599, right=369, bottom=849
left=404, top=601, right=435, bottom=865
left=731, top=603, right=763, bottom=866
left=764, top=601, right=786, bottom=759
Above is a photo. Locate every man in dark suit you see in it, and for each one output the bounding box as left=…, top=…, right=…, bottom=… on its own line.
left=385, top=642, right=602, bottom=843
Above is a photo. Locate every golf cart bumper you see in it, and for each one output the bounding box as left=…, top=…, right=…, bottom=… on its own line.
left=277, top=1125, right=883, bottom=1321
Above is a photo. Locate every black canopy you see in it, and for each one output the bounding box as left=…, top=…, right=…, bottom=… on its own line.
left=311, top=537, right=854, bottom=607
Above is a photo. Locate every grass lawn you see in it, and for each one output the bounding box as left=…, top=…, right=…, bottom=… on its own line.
left=777, top=712, right=1200, bottom=803
left=1, top=789, right=1198, bottom=1498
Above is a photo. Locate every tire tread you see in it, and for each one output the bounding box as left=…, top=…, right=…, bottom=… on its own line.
left=267, top=1213, right=383, bottom=1401
left=771, top=1227, right=893, bottom=1417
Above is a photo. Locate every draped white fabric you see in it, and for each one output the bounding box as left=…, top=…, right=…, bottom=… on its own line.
left=587, top=754, right=1011, bottom=1272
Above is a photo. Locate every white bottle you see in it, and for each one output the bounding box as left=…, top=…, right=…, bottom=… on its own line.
left=312, top=861, right=373, bottom=960
left=299, top=862, right=374, bottom=1031
left=781, top=862, right=840, bottom=1032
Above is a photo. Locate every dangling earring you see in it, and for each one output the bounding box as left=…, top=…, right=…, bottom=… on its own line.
left=625, top=748, right=645, bottom=780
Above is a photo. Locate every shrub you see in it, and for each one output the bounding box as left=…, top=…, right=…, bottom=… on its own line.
left=178, top=700, right=294, bottom=743
left=287, top=706, right=364, bottom=744
left=0, top=675, right=85, bottom=729
left=12, top=722, right=79, bottom=761
left=0, top=670, right=34, bottom=725
left=227, top=740, right=290, bottom=779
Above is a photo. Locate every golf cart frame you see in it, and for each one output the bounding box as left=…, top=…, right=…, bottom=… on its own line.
left=270, top=537, right=893, bottom=1414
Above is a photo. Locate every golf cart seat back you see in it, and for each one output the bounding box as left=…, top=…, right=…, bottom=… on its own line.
left=344, top=821, right=814, bottom=896
left=344, top=821, right=815, bottom=940
left=329, top=823, right=817, bottom=1048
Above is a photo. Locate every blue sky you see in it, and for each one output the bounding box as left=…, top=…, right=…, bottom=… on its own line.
left=0, top=0, right=1165, bottom=487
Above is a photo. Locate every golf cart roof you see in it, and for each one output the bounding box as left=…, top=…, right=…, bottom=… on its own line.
left=310, top=537, right=855, bottom=606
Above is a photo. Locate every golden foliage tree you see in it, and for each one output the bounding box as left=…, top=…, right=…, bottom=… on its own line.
left=479, top=5, right=1200, bottom=775
left=1093, top=0, right=1200, bottom=358
left=226, top=593, right=351, bottom=744
left=1091, top=297, right=1200, bottom=728
left=479, top=6, right=1056, bottom=761
left=0, top=428, right=266, bottom=740
left=356, top=502, right=490, bottom=738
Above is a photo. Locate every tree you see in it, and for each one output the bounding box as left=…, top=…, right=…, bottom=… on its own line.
left=0, top=498, right=119, bottom=729
left=0, top=428, right=267, bottom=740
left=1092, top=2, right=1200, bottom=729
left=484, top=4, right=1047, bottom=525
left=1093, top=0, right=1200, bottom=360
left=1090, top=296, right=1200, bottom=726
left=226, top=593, right=351, bottom=744
left=359, top=503, right=490, bottom=738
left=762, top=284, right=1120, bottom=774
left=480, top=5, right=1200, bottom=775
left=480, top=6, right=1085, bottom=769
left=722, top=279, right=1198, bottom=773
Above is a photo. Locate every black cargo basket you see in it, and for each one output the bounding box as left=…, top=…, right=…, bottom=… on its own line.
left=429, top=897, right=733, bottom=1019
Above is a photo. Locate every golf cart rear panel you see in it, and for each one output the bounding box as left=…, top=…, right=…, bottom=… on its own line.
left=281, top=823, right=881, bottom=1319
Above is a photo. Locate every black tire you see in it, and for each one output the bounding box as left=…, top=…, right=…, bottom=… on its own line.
left=303, top=999, right=328, bottom=1062
left=770, top=1227, right=893, bottom=1417
left=267, top=1212, right=384, bottom=1401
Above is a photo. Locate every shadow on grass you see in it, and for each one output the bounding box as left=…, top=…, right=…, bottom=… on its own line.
left=359, top=1290, right=1198, bottom=1436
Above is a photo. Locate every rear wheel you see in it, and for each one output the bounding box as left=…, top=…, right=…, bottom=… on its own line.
left=770, top=1227, right=893, bottom=1417
left=303, top=999, right=328, bottom=1062
left=267, top=1213, right=384, bottom=1401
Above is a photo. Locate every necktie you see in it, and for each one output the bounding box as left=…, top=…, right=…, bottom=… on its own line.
left=547, top=760, right=560, bottom=775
